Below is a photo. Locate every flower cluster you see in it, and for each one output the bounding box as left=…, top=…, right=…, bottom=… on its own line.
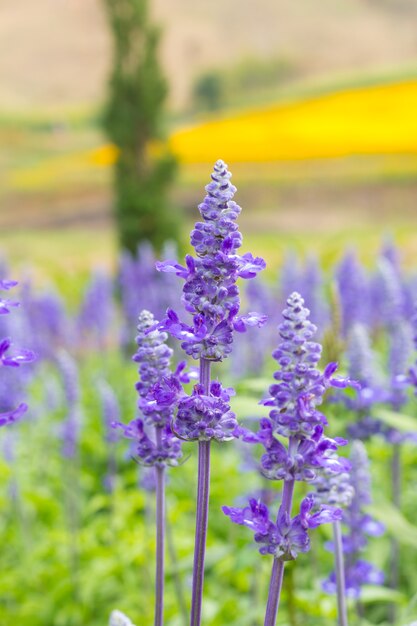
left=0, top=280, right=35, bottom=427
left=56, top=350, right=81, bottom=458
left=344, top=324, right=385, bottom=440
left=224, top=293, right=354, bottom=559
left=322, top=440, right=384, bottom=598
left=223, top=494, right=341, bottom=561
left=150, top=370, right=238, bottom=442
left=408, top=307, right=417, bottom=394
left=312, top=452, right=354, bottom=508
left=78, top=270, right=114, bottom=349
left=156, top=160, right=266, bottom=361
left=114, top=310, right=194, bottom=466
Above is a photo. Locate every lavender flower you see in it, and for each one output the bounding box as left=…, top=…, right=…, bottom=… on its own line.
left=18, top=283, right=70, bottom=360
left=370, top=257, right=404, bottom=330
left=335, top=251, right=370, bottom=336
left=313, top=453, right=354, bottom=626
left=385, top=320, right=413, bottom=441
left=118, top=242, right=182, bottom=346
left=0, top=280, right=35, bottom=427
left=156, top=159, right=266, bottom=361
left=56, top=351, right=81, bottom=459
left=408, top=307, right=417, bottom=393
left=153, top=161, right=267, bottom=626
left=114, top=310, right=192, bottom=465
left=345, top=324, right=384, bottom=440
left=224, top=493, right=340, bottom=560
left=230, top=278, right=277, bottom=379
left=313, top=455, right=354, bottom=509
left=173, top=381, right=238, bottom=442
left=323, top=441, right=384, bottom=599
left=78, top=270, right=114, bottom=350
left=224, top=293, right=355, bottom=626
left=114, top=309, right=194, bottom=626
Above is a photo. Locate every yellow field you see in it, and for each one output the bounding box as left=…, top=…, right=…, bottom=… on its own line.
left=5, top=78, right=417, bottom=198
left=169, top=79, right=417, bottom=163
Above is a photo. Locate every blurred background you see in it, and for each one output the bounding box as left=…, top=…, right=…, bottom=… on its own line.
left=2, top=3, right=417, bottom=626
left=2, top=0, right=417, bottom=274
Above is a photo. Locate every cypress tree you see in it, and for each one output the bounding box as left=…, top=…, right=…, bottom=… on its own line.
left=103, top=0, right=179, bottom=253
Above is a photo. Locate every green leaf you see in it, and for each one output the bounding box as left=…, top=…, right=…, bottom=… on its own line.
left=368, top=500, right=417, bottom=548
left=376, top=408, right=417, bottom=434
left=360, top=585, right=406, bottom=605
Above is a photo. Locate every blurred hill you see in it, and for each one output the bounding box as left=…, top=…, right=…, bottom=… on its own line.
left=1, top=0, right=417, bottom=111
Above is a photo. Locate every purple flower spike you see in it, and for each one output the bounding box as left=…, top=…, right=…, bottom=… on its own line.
left=0, top=278, right=36, bottom=428
left=224, top=290, right=354, bottom=613
left=116, top=309, right=190, bottom=467
left=322, top=440, right=384, bottom=598
left=156, top=160, right=266, bottom=361
left=335, top=251, right=370, bottom=336
left=262, top=293, right=357, bottom=440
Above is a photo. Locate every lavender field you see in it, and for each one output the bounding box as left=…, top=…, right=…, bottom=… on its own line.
left=2, top=161, right=417, bottom=626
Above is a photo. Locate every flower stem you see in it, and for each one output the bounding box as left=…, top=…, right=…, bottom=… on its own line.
left=190, top=358, right=211, bottom=626
left=389, top=442, right=401, bottom=623
left=264, top=477, right=295, bottom=626
left=333, top=520, right=349, bottom=626
left=155, top=428, right=165, bottom=626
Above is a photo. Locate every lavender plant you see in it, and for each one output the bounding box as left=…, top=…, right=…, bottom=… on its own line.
left=223, top=292, right=355, bottom=626
left=313, top=459, right=354, bottom=626
left=78, top=270, right=115, bottom=351
left=114, top=309, right=193, bottom=626
left=335, top=251, right=370, bottom=337
left=0, top=279, right=35, bottom=427
left=322, top=441, right=384, bottom=603
left=118, top=242, right=181, bottom=347
left=345, top=324, right=384, bottom=440
left=155, top=159, right=266, bottom=626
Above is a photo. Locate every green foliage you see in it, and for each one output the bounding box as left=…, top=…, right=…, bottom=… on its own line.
left=191, top=54, right=299, bottom=113
left=102, top=0, right=179, bottom=253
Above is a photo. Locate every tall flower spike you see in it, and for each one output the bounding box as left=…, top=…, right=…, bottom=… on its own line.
left=223, top=293, right=356, bottom=626
left=56, top=351, right=81, bottom=459
left=78, top=270, right=114, bottom=350
left=0, top=280, right=35, bottom=428
left=113, top=309, right=195, bottom=626
left=335, top=250, right=370, bottom=336
left=114, top=309, right=188, bottom=466
left=156, top=160, right=266, bottom=361
left=153, top=162, right=267, bottom=626
left=323, top=441, right=384, bottom=599
left=345, top=324, right=384, bottom=441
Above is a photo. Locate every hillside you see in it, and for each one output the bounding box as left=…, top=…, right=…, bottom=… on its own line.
left=1, top=0, right=417, bottom=111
